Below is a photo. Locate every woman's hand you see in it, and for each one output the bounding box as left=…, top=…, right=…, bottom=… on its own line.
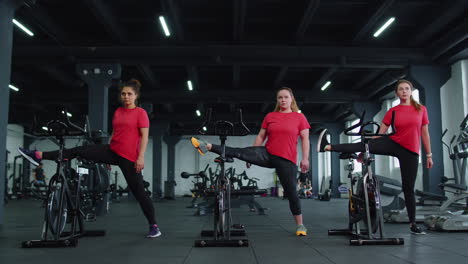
left=300, top=159, right=309, bottom=173
left=427, top=157, right=433, bottom=169
left=135, top=156, right=145, bottom=173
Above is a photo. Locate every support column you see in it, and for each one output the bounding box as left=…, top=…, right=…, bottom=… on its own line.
left=309, top=133, right=319, bottom=197
left=151, top=121, right=168, bottom=201
left=351, top=100, right=381, bottom=121
left=0, top=0, right=20, bottom=226
left=163, top=135, right=180, bottom=200
left=325, top=123, right=345, bottom=198
left=408, top=65, right=450, bottom=194
left=76, top=64, right=121, bottom=133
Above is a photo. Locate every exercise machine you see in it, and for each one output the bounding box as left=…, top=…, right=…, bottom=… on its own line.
left=194, top=108, right=252, bottom=247
left=328, top=111, right=404, bottom=245
left=22, top=113, right=105, bottom=248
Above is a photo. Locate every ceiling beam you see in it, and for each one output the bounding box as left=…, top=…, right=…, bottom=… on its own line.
left=35, top=65, right=83, bottom=88
left=295, top=0, right=320, bottom=40
left=84, top=0, right=126, bottom=43
left=428, top=16, right=468, bottom=60
left=351, top=69, right=385, bottom=90
left=273, top=66, right=289, bottom=88
left=366, top=69, right=407, bottom=99
left=137, top=64, right=159, bottom=89
left=21, top=3, right=70, bottom=45
left=409, top=0, right=466, bottom=46
left=233, top=65, right=240, bottom=90
left=13, top=45, right=430, bottom=68
left=233, top=0, right=247, bottom=41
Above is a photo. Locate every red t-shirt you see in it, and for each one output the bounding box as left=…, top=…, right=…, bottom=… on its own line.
left=382, top=104, right=429, bottom=155
left=110, top=107, right=149, bottom=162
left=261, top=112, right=311, bottom=164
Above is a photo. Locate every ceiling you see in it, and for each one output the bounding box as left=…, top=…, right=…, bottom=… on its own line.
left=8, top=0, right=468, bottom=135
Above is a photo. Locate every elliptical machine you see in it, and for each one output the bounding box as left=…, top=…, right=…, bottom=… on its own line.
left=328, top=111, right=404, bottom=245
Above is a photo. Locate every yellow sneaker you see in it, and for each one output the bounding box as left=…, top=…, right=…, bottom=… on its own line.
left=190, top=137, right=208, bottom=156
left=296, top=224, right=307, bottom=236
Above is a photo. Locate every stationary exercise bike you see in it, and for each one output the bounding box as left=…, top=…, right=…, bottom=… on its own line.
left=328, top=111, right=404, bottom=245
left=22, top=114, right=105, bottom=248
left=194, top=108, right=251, bottom=247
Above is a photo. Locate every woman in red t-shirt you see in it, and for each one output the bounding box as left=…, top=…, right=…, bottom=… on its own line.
left=191, top=87, right=311, bottom=236
left=18, top=79, right=160, bottom=238
left=317, top=79, right=433, bottom=235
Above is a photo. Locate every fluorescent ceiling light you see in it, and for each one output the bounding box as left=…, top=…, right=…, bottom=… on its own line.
left=298, top=110, right=302, bottom=113
left=187, top=80, right=193, bottom=91
left=61, top=111, right=72, bottom=117
left=9, top=84, right=19, bottom=91
left=321, top=81, right=331, bottom=91
left=158, top=16, right=171, bottom=37
left=12, top=19, right=34, bottom=36
left=42, top=126, right=48, bottom=131
left=202, top=126, right=207, bottom=131
left=196, top=110, right=201, bottom=116
left=373, top=17, right=395, bottom=38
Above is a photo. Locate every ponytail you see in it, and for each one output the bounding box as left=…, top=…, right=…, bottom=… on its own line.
left=410, top=95, right=421, bottom=111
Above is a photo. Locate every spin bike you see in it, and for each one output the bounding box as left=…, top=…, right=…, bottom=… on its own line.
left=22, top=115, right=105, bottom=248
left=328, top=111, right=404, bottom=246
left=194, top=108, right=250, bottom=247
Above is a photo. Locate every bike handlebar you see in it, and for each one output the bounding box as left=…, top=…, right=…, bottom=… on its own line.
left=197, top=108, right=250, bottom=136
left=344, top=111, right=396, bottom=137
left=32, top=109, right=87, bottom=138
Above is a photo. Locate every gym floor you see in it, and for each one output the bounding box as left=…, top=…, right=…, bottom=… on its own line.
left=1, top=197, right=467, bottom=264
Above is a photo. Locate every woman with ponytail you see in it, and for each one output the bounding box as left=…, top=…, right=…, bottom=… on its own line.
left=190, top=87, right=311, bottom=236
left=317, top=79, right=433, bottom=235
left=18, top=79, right=161, bottom=238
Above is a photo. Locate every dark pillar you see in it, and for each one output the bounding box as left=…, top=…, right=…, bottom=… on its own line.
left=0, top=0, right=20, bottom=226
left=324, top=123, right=345, bottom=198
left=76, top=64, right=121, bottom=133
left=351, top=100, right=381, bottom=121
left=408, top=65, right=450, bottom=194
left=163, top=135, right=180, bottom=199
left=310, top=133, right=319, bottom=197
left=151, top=121, right=168, bottom=201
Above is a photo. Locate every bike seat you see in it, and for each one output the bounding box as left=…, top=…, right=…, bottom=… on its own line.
left=339, top=153, right=358, bottom=160
left=214, top=156, right=234, bottom=163
left=441, top=183, right=468, bottom=191
left=415, top=190, right=447, bottom=201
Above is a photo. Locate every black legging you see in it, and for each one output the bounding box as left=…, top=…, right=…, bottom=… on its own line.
left=43, top=144, right=156, bottom=225
left=210, top=145, right=301, bottom=215
left=330, top=137, right=419, bottom=223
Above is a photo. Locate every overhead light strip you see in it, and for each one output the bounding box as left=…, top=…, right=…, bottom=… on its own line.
left=321, top=81, right=331, bottom=91
left=9, top=84, right=19, bottom=91
left=12, top=19, right=34, bottom=36
left=373, top=17, right=395, bottom=38
left=187, top=80, right=193, bottom=91
left=158, top=16, right=171, bottom=37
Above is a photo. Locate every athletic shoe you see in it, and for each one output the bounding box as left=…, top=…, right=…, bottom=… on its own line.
left=410, top=224, right=426, bottom=235
left=191, top=137, right=208, bottom=155
left=317, top=129, right=329, bottom=152
left=18, top=147, right=41, bottom=166
left=296, top=224, right=307, bottom=236
left=147, top=225, right=162, bottom=238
